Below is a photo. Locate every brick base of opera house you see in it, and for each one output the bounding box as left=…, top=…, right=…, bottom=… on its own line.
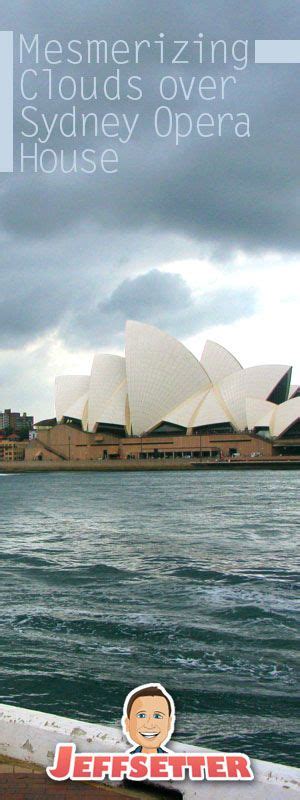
left=23, top=423, right=300, bottom=464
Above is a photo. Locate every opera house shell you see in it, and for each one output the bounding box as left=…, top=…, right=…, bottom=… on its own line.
left=55, top=321, right=300, bottom=441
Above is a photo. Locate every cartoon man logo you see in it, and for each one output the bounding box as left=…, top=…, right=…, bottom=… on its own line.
left=122, top=682, right=175, bottom=754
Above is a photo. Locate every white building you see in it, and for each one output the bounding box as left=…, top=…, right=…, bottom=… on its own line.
left=55, top=321, right=300, bottom=440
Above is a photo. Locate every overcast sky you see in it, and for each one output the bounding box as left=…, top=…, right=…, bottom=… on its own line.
left=0, top=0, right=299, bottom=420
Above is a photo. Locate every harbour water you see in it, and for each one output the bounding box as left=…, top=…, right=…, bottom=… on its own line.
left=0, top=471, right=299, bottom=766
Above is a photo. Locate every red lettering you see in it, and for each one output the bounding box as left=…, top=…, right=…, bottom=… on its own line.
left=150, top=756, right=169, bottom=779
left=168, top=755, right=187, bottom=779
left=206, top=755, right=227, bottom=779
left=46, top=746, right=253, bottom=785
left=110, top=755, right=129, bottom=779
left=46, top=743, right=74, bottom=781
left=73, top=755, right=93, bottom=779
left=187, top=755, right=205, bottom=779
left=128, top=755, right=148, bottom=780
left=226, top=755, right=253, bottom=779
left=93, top=755, right=111, bottom=779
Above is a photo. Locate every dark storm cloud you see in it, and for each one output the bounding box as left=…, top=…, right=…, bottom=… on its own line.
left=69, top=269, right=256, bottom=345
left=1, top=0, right=299, bottom=248
left=0, top=0, right=299, bottom=357
left=0, top=227, right=202, bottom=347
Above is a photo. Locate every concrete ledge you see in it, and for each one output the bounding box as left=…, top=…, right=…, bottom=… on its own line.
left=1, top=458, right=300, bottom=472
left=0, top=704, right=299, bottom=799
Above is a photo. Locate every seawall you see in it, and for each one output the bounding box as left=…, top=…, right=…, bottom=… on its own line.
left=0, top=703, right=299, bottom=799
left=0, top=458, right=299, bottom=473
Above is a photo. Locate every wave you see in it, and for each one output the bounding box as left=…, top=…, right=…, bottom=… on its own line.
left=0, top=555, right=140, bottom=583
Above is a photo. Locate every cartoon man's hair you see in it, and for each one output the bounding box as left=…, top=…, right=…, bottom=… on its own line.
left=123, top=683, right=174, bottom=719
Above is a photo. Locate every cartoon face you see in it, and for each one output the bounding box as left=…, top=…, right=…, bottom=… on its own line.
left=125, top=694, right=172, bottom=750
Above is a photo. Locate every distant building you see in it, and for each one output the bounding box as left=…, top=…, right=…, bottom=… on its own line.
left=34, top=418, right=57, bottom=431
left=0, top=440, right=26, bottom=461
left=0, top=409, right=34, bottom=435
left=25, top=420, right=300, bottom=463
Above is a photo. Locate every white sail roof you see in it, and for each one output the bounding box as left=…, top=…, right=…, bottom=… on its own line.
left=192, top=387, right=232, bottom=428
left=245, top=398, right=275, bottom=431
left=164, top=390, right=209, bottom=428
left=53, top=322, right=297, bottom=441
left=55, top=375, right=90, bottom=423
left=219, top=365, right=291, bottom=431
left=64, top=392, right=89, bottom=423
left=125, top=320, right=211, bottom=435
left=88, top=354, right=126, bottom=432
left=270, top=397, right=300, bottom=438
left=200, top=340, right=242, bottom=384
left=289, top=385, right=300, bottom=399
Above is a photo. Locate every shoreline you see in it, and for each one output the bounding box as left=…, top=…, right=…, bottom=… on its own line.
left=1, top=458, right=300, bottom=473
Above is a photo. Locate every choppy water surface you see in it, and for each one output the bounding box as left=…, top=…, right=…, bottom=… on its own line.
left=0, top=471, right=299, bottom=766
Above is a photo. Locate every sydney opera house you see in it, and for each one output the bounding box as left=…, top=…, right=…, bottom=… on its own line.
left=30, top=321, right=300, bottom=463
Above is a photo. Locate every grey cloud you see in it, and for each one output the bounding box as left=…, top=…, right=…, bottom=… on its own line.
left=0, top=228, right=201, bottom=348
left=0, top=0, right=298, bottom=407
left=0, top=283, right=68, bottom=345
left=68, top=269, right=256, bottom=345
left=0, top=0, right=299, bottom=253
